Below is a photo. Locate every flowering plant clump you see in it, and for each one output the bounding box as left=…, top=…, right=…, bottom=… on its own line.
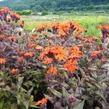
left=0, top=8, right=109, bottom=109
left=0, top=8, right=47, bottom=109
left=34, top=22, right=109, bottom=109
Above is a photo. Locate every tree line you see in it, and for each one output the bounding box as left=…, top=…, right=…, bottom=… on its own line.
left=0, top=0, right=109, bottom=12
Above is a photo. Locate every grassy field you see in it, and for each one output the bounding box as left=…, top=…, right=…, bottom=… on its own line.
left=22, top=14, right=109, bottom=37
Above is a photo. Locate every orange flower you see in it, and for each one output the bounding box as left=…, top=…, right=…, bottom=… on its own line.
left=11, top=69, right=19, bottom=74
left=27, top=44, right=36, bottom=48
left=90, top=50, right=104, bottom=56
left=8, top=36, right=18, bottom=42
left=35, top=45, right=43, bottom=50
left=52, top=46, right=68, bottom=61
left=50, top=22, right=60, bottom=29
left=55, top=54, right=67, bottom=61
left=10, top=11, right=21, bottom=19
left=36, top=97, right=48, bottom=105
left=47, top=67, right=58, bottom=75
left=99, top=25, right=109, bottom=29
left=0, top=8, right=9, bottom=14
left=24, top=52, right=34, bottom=57
left=57, top=22, right=68, bottom=32
left=36, top=23, right=47, bottom=32
left=43, top=32, right=48, bottom=36
left=7, top=22, right=13, bottom=25
left=42, top=57, right=53, bottom=64
left=85, top=36, right=98, bottom=43
left=18, top=21, right=24, bottom=27
left=58, top=30, right=67, bottom=37
left=64, top=60, right=78, bottom=72
left=64, top=64, right=78, bottom=72
left=30, top=36, right=39, bottom=41
left=3, top=7, right=9, bottom=12
left=0, top=36, right=4, bottom=40
left=40, top=46, right=68, bottom=62
left=70, top=46, right=81, bottom=54
left=69, top=46, right=84, bottom=59
left=0, top=58, right=6, bottom=64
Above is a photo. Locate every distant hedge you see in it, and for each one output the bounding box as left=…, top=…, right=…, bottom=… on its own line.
left=16, top=10, right=32, bottom=15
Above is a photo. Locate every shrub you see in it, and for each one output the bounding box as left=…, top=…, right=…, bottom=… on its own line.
left=34, top=21, right=109, bottom=109
left=16, top=10, right=32, bottom=15
left=0, top=8, right=109, bottom=109
left=41, top=11, right=48, bottom=16
left=0, top=8, right=46, bottom=109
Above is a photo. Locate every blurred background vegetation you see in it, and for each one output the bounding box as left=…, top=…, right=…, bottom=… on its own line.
left=0, top=0, right=109, bottom=12
left=1, top=0, right=109, bottom=37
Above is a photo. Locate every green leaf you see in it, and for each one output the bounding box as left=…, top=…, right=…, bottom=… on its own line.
left=91, top=72, right=97, bottom=79
left=62, top=87, right=69, bottom=98
left=30, top=104, right=39, bottom=109
left=63, top=72, right=68, bottom=79
left=48, top=88, right=62, bottom=98
left=23, top=100, right=29, bottom=109
left=0, top=101, right=4, bottom=109
left=62, top=87, right=70, bottom=104
left=17, top=77, right=24, bottom=91
left=74, top=100, right=85, bottom=109
left=78, top=67, right=85, bottom=77
left=27, top=87, right=33, bottom=98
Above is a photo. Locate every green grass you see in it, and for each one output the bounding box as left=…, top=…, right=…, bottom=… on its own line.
left=22, top=14, right=109, bottom=37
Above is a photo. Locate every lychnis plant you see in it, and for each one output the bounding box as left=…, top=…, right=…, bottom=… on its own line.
left=0, top=8, right=109, bottom=109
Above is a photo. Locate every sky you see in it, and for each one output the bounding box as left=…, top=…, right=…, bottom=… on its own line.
left=0, top=0, right=3, bottom=1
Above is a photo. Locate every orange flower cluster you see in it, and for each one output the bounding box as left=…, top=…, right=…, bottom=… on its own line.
left=47, top=67, right=58, bottom=75
left=10, top=11, right=21, bottom=20
left=57, top=21, right=84, bottom=37
left=42, top=57, right=53, bottom=64
left=30, top=36, right=39, bottom=41
left=40, top=45, right=84, bottom=73
left=40, top=46, right=68, bottom=63
left=0, top=8, right=21, bottom=22
left=35, top=45, right=43, bottom=50
left=24, top=52, right=34, bottom=57
left=69, top=46, right=84, bottom=59
left=90, top=50, right=104, bottom=56
left=1, top=7, right=105, bottom=80
left=27, top=43, right=37, bottom=48
left=63, top=46, right=84, bottom=72
left=8, top=36, right=18, bottom=42
left=18, top=21, right=24, bottom=28
left=35, top=23, right=48, bottom=32
left=99, top=25, right=109, bottom=37
left=52, top=46, right=68, bottom=61
left=50, top=22, right=60, bottom=29
left=36, top=97, right=48, bottom=105
left=42, top=32, right=48, bottom=36
left=99, top=25, right=109, bottom=30
left=64, top=60, right=78, bottom=72
left=27, top=43, right=43, bottom=50
left=35, top=21, right=85, bottom=38
left=0, top=58, right=6, bottom=64
left=0, top=36, right=4, bottom=40
left=0, top=7, right=9, bottom=14
left=11, top=68, right=19, bottom=74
